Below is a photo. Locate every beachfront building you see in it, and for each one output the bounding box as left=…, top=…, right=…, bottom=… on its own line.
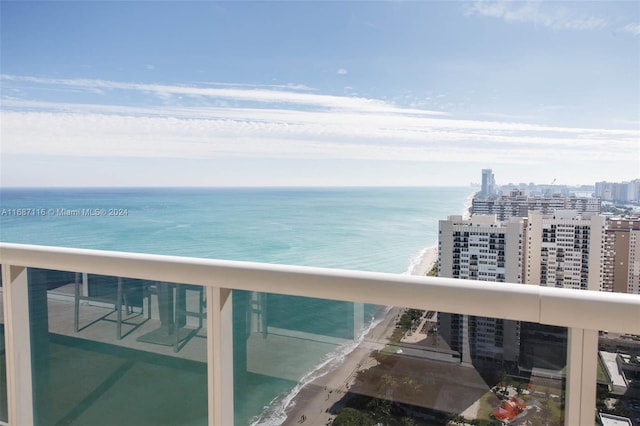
left=438, top=210, right=608, bottom=372
left=437, top=215, right=523, bottom=366
left=525, top=211, right=605, bottom=291
left=519, top=211, right=606, bottom=371
left=603, top=218, right=640, bottom=294
left=471, top=189, right=602, bottom=221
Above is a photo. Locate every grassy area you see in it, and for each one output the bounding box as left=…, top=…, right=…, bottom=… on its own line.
left=386, top=309, right=424, bottom=346
left=427, top=262, right=438, bottom=277
left=476, top=390, right=498, bottom=420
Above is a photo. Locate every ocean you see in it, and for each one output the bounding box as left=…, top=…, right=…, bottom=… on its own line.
left=0, top=186, right=474, bottom=424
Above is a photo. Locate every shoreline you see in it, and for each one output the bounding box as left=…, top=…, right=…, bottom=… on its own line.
left=280, top=246, right=438, bottom=426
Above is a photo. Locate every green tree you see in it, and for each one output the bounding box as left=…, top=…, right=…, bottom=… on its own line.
left=399, top=417, right=417, bottom=425
left=427, top=262, right=438, bottom=277
left=333, top=408, right=376, bottom=426
left=366, top=398, right=393, bottom=423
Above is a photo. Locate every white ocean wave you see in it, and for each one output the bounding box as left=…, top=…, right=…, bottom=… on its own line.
left=249, top=310, right=389, bottom=426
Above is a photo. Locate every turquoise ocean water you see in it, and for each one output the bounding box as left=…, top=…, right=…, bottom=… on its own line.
left=0, top=186, right=474, bottom=424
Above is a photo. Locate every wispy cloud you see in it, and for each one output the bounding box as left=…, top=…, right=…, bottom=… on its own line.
left=621, top=22, right=640, bottom=36
left=480, top=112, right=536, bottom=121
left=337, top=68, right=349, bottom=75
left=1, top=75, right=637, bottom=170
left=4, top=110, right=625, bottom=165
left=466, top=1, right=610, bottom=31
left=1, top=75, right=446, bottom=116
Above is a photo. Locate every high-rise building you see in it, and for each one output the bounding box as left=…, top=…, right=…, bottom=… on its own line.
left=521, top=211, right=607, bottom=371
left=471, top=189, right=601, bottom=221
left=595, top=179, right=640, bottom=203
left=438, top=215, right=523, bottom=366
left=602, top=218, right=640, bottom=294
left=438, top=210, right=608, bottom=370
left=480, top=169, right=495, bottom=198
left=525, top=211, right=605, bottom=291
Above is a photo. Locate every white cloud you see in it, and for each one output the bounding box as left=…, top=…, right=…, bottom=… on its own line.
left=337, top=68, right=349, bottom=75
left=466, top=1, right=609, bottom=31
left=145, top=64, right=155, bottom=70
left=621, top=23, right=640, bottom=35
left=1, top=104, right=635, bottom=165
left=1, top=75, right=637, bottom=183
left=480, top=112, right=536, bottom=121
left=1, top=74, right=446, bottom=116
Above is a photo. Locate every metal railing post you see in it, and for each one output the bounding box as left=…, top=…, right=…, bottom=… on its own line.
left=1, top=264, right=34, bottom=425
left=565, top=327, right=598, bottom=426
left=208, top=286, right=233, bottom=426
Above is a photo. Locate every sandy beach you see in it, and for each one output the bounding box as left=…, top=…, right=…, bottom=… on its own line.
left=281, top=246, right=438, bottom=426
left=411, top=245, right=439, bottom=276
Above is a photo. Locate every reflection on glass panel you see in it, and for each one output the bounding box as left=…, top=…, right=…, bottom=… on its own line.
left=233, top=291, right=379, bottom=425
left=0, top=266, right=7, bottom=422
left=235, top=299, right=568, bottom=426
left=27, top=268, right=207, bottom=426
left=596, top=330, right=640, bottom=425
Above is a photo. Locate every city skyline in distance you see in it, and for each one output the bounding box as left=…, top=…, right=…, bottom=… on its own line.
left=1, top=1, right=638, bottom=187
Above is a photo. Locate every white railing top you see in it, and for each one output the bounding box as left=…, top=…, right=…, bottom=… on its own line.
left=1, top=242, right=638, bottom=334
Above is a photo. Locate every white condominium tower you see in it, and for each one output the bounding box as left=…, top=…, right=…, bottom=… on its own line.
left=439, top=215, right=523, bottom=282
left=438, top=210, right=607, bottom=368
left=525, top=211, right=605, bottom=291
left=520, top=211, right=605, bottom=370
left=438, top=215, right=523, bottom=366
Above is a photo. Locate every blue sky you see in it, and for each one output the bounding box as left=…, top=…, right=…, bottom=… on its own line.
left=1, top=1, right=638, bottom=187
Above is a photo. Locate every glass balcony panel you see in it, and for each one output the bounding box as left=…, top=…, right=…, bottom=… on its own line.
left=0, top=266, right=7, bottom=422
left=234, top=296, right=568, bottom=425
left=27, top=267, right=207, bottom=425
left=233, top=290, right=380, bottom=425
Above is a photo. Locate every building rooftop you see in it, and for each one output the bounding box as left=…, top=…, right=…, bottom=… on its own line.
left=599, top=351, right=628, bottom=395
left=599, top=412, right=633, bottom=426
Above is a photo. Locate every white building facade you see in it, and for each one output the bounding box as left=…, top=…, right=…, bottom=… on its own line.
left=438, top=215, right=523, bottom=365
left=525, top=211, right=604, bottom=291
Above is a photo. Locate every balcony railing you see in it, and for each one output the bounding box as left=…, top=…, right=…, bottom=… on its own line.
left=0, top=242, right=639, bottom=425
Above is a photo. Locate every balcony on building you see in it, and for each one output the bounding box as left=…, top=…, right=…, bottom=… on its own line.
left=0, top=243, right=639, bottom=426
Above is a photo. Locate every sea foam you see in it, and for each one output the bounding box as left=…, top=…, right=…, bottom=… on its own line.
left=249, top=309, right=389, bottom=426
left=249, top=244, right=435, bottom=425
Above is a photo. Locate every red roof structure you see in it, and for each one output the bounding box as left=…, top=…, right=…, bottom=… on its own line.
left=493, top=397, right=527, bottom=421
